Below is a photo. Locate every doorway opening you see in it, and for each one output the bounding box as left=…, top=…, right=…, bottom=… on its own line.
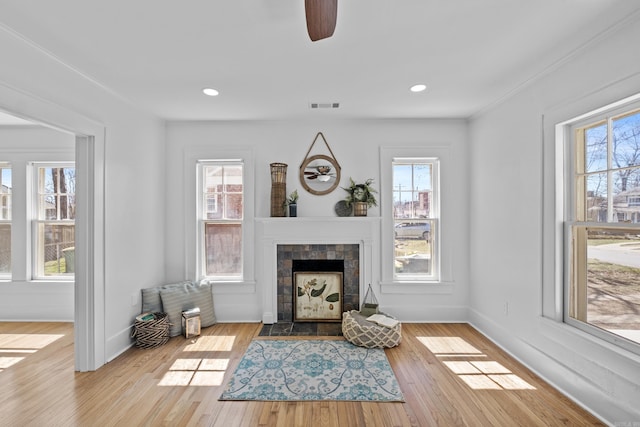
left=0, top=86, right=105, bottom=371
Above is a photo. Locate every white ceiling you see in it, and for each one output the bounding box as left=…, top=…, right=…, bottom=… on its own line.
left=1, top=0, right=639, bottom=121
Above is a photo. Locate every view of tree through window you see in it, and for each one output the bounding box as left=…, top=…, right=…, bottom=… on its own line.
left=393, top=159, right=438, bottom=279
left=35, top=165, right=75, bottom=278
left=571, top=108, right=640, bottom=347
left=0, top=164, right=11, bottom=277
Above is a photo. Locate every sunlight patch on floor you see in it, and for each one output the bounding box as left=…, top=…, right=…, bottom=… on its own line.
left=419, top=336, right=536, bottom=390
left=0, top=333, right=64, bottom=371
left=0, top=356, right=25, bottom=369
left=159, top=358, right=229, bottom=386
left=0, top=334, right=64, bottom=349
left=183, top=336, right=236, bottom=352
left=418, top=336, right=484, bottom=356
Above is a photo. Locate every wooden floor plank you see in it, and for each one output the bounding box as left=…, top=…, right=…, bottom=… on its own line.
left=0, top=321, right=605, bottom=426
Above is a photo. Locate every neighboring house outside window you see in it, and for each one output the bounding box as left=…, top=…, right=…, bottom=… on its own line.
left=198, top=160, right=244, bottom=280
left=0, top=164, right=11, bottom=278
left=33, top=163, right=75, bottom=279
left=567, top=104, right=640, bottom=351
left=392, top=157, right=440, bottom=281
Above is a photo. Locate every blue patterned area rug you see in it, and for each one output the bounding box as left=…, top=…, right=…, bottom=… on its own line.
left=219, top=339, right=404, bottom=402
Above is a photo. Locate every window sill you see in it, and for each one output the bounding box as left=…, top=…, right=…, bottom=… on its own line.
left=380, top=280, right=454, bottom=294
left=539, top=316, right=640, bottom=365
left=203, top=280, right=256, bottom=294
left=30, top=279, right=75, bottom=284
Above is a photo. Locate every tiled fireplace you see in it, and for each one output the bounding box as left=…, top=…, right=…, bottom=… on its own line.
left=256, top=217, right=378, bottom=324
left=277, top=244, right=359, bottom=321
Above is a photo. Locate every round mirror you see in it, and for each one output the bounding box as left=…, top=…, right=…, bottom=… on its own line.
left=299, top=154, right=341, bottom=195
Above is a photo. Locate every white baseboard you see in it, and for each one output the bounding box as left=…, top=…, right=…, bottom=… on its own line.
left=468, top=308, right=639, bottom=425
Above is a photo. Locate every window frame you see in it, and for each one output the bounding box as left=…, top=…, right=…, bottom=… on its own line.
left=31, top=161, right=76, bottom=281
left=380, top=146, right=451, bottom=293
left=0, top=162, right=11, bottom=279
left=196, top=159, right=246, bottom=282
left=391, top=157, right=440, bottom=282
left=562, top=98, right=640, bottom=355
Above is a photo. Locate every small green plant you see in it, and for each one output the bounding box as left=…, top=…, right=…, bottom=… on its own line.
left=286, top=189, right=299, bottom=205
left=343, top=178, right=377, bottom=207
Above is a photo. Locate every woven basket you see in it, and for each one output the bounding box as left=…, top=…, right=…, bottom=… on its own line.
left=131, top=312, right=170, bottom=349
left=270, top=182, right=286, bottom=217
left=270, top=163, right=288, bottom=217
left=342, top=310, right=402, bottom=349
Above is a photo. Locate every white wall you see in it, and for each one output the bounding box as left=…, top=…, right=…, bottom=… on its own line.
left=165, top=119, right=470, bottom=323
left=0, top=26, right=166, bottom=364
left=469, top=16, right=640, bottom=424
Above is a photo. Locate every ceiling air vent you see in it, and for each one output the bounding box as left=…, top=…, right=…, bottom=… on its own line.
left=310, top=102, right=340, bottom=109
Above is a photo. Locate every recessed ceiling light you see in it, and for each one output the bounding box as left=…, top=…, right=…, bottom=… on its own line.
left=202, top=88, right=219, bottom=96
left=410, top=84, right=427, bottom=93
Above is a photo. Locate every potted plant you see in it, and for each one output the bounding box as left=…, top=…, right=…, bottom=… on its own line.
left=285, top=189, right=299, bottom=217
left=343, top=178, right=377, bottom=216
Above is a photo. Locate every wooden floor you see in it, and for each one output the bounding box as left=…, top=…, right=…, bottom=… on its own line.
left=0, top=321, right=604, bottom=427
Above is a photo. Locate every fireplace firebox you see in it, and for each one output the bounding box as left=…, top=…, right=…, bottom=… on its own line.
left=292, top=260, right=344, bottom=322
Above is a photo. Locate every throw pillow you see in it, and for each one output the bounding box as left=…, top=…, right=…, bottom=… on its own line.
left=159, top=281, right=216, bottom=337
left=141, top=286, right=164, bottom=313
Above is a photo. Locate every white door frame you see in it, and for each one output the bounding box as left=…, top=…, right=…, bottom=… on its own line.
left=0, top=82, right=106, bottom=371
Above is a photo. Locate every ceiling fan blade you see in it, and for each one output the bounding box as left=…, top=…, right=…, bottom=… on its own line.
left=305, top=0, right=337, bottom=42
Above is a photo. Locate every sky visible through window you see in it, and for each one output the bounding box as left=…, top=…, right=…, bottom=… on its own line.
left=585, top=111, right=640, bottom=197
left=393, top=163, right=432, bottom=205
left=0, top=169, right=10, bottom=189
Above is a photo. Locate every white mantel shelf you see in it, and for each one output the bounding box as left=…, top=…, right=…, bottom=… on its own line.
left=255, top=216, right=380, bottom=223
left=255, top=217, right=380, bottom=324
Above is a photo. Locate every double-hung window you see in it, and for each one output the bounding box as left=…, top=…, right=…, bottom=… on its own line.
left=0, top=163, right=11, bottom=278
left=392, top=158, right=439, bottom=281
left=567, top=103, right=640, bottom=349
left=33, top=163, right=75, bottom=279
left=198, top=160, right=244, bottom=280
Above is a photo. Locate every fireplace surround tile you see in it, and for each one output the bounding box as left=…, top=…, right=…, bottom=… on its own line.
left=277, top=244, right=359, bottom=322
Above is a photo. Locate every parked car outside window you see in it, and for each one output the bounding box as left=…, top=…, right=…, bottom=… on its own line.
left=394, top=222, right=430, bottom=241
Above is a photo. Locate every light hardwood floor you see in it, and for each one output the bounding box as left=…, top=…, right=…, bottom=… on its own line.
left=0, top=321, right=604, bottom=426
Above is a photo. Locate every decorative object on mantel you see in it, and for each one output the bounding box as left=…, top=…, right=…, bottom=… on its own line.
left=334, top=200, right=351, bottom=217
left=299, top=132, right=341, bottom=196
left=285, top=189, right=299, bottom=217
left=270, top=163, right=288, bottom=217
left=343, top=177, right=377, bottom=216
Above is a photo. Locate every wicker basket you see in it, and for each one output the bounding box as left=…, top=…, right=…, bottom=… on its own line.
left=342, top=310, right=402, bottom=348
left=131, top=312, right=170, bottom=349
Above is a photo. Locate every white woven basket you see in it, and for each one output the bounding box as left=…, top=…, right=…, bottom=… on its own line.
left=342, top=310, right=402, bottom=348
